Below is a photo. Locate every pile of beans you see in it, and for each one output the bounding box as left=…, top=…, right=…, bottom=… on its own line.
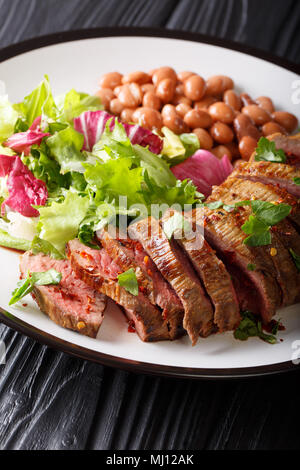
left=96, top=67, right=298, bottom=164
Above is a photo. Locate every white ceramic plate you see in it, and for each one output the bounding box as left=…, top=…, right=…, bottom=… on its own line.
left=0, top=28, right=299, bottom=378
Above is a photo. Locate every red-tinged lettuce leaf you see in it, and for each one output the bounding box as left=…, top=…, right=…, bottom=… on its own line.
left=0, top=155, right=48, bottom=217
left=0, top=154, right=16, bottom=176
left=4, top=129, right=50, bottom=156
left=74, top=110, right=163, bottom=154
left=171, top=150, right=233, bottom=197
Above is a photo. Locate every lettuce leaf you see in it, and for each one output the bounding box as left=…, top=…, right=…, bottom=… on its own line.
left=0, top=228, right=31, bottom=251
left=46, top=126, right=85, bottom=174
left=56, top=89, right=103, bottom=123
left=38, top=190, right=90, bottom=252
left=14, top=76, right=58, bottom=127
left=0, top=95, right=18, bottom=143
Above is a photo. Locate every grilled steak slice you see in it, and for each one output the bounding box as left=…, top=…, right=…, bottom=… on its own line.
left=208, top=178, right=300, bottom=305
left=20, top=251, right=106, bottom=338
left=66, top=239, right=171, bottom=342
left=209, top=177, right=300, bottom=231
left=161, top=209, right=240, bottom=332
left=231, top=161, right=300, bottom=198
left=97, top=227, right=184, bottom=339
left=189, top=207, right=282, bottom=323
left=128, top=217, right=214, bottom=345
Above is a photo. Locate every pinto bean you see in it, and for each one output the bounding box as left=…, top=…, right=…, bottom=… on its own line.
left=233, top=113, right=261, bottom=141
left=262, top=121, right=288, bottom=137
left=240, top=93, right=255, bottom=107
left=161, top=104, right=189, bottom=134
left=143, top=91, right=161, bottom=110
left=175, top=83, right=185, bottom=95
left=184, top=109, right=212, bottom=129
left=211, top=145, right=232, bottom=160
left=184, top=75, right=206, bottom=101
left=132, top=107, right=163, bottom=130
left=210, top=122, right=234, bottom=144
left=120, top=108, right=135, bottom=123
left=152, top=67, right=177, bottom=86
left=192, top=128, right=213, bottom=150
left=141, top=83, right=155, bottom=94
left=223, top=90, right=241, bottom=111
left=272, top=111, right=298, bottom=133
left=208, top=102, right=235, bottom=124
left=122, top=71, right=151, bottom=85
left=109, top=98, right=124, bottom=115
left=194, top=96, right=217, bottom=110
left=95, top=88, right=115, bottom=110
left=118, top=83, right=143, bottom=108
left=176, top=103, right=192, bottom=118
left=99, top=72, right=123, bottom=89
left=172, top=94, right=192, bottom=106
left=177, top=71, right=195, bottom=82
left=156, top=78, right=175, bottom=103
left=239, top=136, right=258, bottom=161
left=242, top=105, right=271, bottom=126
left=205, top=75, right=234, bottom=96
left=256, top=96, right=275, bottom=114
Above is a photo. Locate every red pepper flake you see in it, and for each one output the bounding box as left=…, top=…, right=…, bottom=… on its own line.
left=147, top=269, right=152, bottom=277
left=22, top=303, right=28, bottom=307
left=80, top=251, right=93, bottom=262
left=128, top=320, right=136, bottom=333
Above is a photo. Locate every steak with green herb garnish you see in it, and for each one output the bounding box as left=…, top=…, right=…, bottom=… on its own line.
left=66, top=238, right=172, bottom=342
left=161, top=208, right=240, bottom=332
left=207, top=180, right=300, bottom=306
left=188, top=207, right=281, bottom=324
left=128, top=216, right=214, bottom=345
left=97, top=227, right=185, bottom=340
left=19, top=251, right=106, bottom=337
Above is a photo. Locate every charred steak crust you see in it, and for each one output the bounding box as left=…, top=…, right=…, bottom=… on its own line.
left=161, top=209, right=241, bottom=332
left=66, top=239, right=172, bottom=342
left=210, top=177, right=300, bottom=231
left=231, top=161, right=300, bottom=199
left=128, top=217, right=214, bottom=345
left=20, top=251, right=106, bottom=338
left=189, top=207, right=282, bottom=324
left=97, top=227, right=185, bottom=340
left=208, top=178, right=300, bottom=306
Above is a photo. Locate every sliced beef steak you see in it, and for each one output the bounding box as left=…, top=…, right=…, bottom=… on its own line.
left=161, top=209, right=240, bottom=332
left=97, top=227, right=184, bottom=340
left=210, top=177, right=300, bottom=231
left=20, top=251, right=106, bottom=338
left=208, top=179, right=300, bottom=305
left=128, top=217, right=214, bottom=345
left=231, top=161, right=300, bottom=198
left=66, top=239, right=171, bottom=342
left=189, top=207, right=282, bottom=324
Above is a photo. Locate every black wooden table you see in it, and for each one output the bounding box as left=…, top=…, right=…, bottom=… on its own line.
left=0, top=0, right=300, bottom=451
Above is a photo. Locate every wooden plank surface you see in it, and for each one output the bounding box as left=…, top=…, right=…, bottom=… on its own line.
left=0, top=0, right=299, bottom=450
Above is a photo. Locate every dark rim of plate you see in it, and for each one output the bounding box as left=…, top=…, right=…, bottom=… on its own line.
left=0, top=26, right=299, bottom=380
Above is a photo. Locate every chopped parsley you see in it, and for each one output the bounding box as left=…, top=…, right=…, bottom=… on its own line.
left=254, top=137, right=287, bottom=163
left=9, top=269, right=62, bottom=305
left=242, top=201, right=292, bottom=247
left=247, top=263, right=256, bottom=271
left=293, top=177, right=300, bottom=186
left=117, top=268, right=139, bottom=296
left=290, top=249, right=300, bottom=272
left=234, top=311, right=278, bottom=344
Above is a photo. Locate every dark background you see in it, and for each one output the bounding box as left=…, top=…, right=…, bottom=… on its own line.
left=0, top=0, right=300, bottom=450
